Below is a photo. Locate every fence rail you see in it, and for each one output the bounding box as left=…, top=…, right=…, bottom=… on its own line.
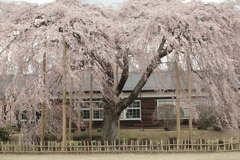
left=1, top=138, right=240, bottom=154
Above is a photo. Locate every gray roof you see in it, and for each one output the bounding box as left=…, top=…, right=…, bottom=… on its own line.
left=1, top=71, right=239, bottom=95
left=122, top=72, right=176, bottom=91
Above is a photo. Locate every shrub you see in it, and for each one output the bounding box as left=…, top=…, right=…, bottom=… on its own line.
left=0, top=124, right=18, bottom=142
left=92, top=135, right=102, bottom=141
left=210, top=116, right=226, bottom=131
left=45, top=134, right=58, bottom=141
left=73, top=134, right=88, bottom=141
left=213, top=125, right=222, bottom=131
left=96, top=128, right=102, bottom=132
left=194, top=104, right=214, bottom=130
left=0, top=127, right=10, bottom=141
left=152, top=104, right=184, bottom=131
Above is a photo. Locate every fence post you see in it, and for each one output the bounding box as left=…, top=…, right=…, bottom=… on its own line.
left=0, top=141, right=2, bottom=152
left=40, top=141, right=42, bottom=152
left=160, top=140, right=163, bottom=151
left=91, top=140, right=93, bottom=152
left=97, top=141, right=100, bottom=153
left=106, top=141, right=109, bottom=152
left=204, top=139, right=206, bottom=151
left=47, top=141, right=49, bottom=152
left=123, top=140, right=125, bottom=152
left=136, top=140, right=139, bottom=152
left=150, top=140, right=153, bottom=151
left=216, top=139, right=219, bottom=151
left=83, top=141, right=85, bottom=152
left=228, top=138, right=231, bottom=150
left=26, top=141, right=28, bottom=152
left=74, top=141, right=77, bottom=152
left=238, top=138, right=240, bottom=150
left=167, top=139, right=169, bottom=151
left=207, top=139, right=209, bottom=151
left=200, top=139, right=202, bottom=151
left=114, top=140, right=116, bottom=152
left=87, top=141, right=91, bottom=152
left=32, top=141, right=35, bottom=152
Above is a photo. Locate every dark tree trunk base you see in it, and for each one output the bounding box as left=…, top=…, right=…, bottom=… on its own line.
left=102, top=109, right=119, bottom=142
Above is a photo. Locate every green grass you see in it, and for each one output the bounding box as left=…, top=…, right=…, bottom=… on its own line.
left=9, top=127, right=240, bottom=142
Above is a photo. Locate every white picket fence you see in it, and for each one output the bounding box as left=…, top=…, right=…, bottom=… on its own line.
left=0, top=138, right=240, bottom=153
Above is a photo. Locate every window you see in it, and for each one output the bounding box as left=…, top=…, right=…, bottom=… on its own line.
left=80, top=102, right=90, bottom=119
left=157, top=98, right=212, bottom=120
left=74, top=100, right=141, bottom=121
left=120, top=100, right=141, bottom=120
left=93, top=102, right=104, bottom=119
left=74, top=101, right=104, bottom=121
left=19, top=109, right=37, bottom=121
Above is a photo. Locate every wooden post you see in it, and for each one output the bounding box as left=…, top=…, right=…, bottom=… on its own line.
left=77, top=84, right=81, bottom=135
left=68, top=77, right=73, bottom=140
left=187, top=54, right=193, bottom=140
left=40, top=51, right=46, bottom=145
left=175, top=53, right=181, bottom=149
left=116, top=65, right=120, bottom=140
left=89, top=71, right=93, bottom=140
left=62, top=36, right=67, bottom=151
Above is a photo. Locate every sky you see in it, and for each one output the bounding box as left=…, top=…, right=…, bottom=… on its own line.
left=0, top=0, right=226, bottom=5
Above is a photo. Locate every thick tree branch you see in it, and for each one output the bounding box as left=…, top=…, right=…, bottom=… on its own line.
left=116, top=54, right=129, bottom=96
left=120, top=37, right=168, bottom=111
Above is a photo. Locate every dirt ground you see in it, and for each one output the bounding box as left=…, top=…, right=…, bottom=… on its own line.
left=1, top=152, right=240, bottom=160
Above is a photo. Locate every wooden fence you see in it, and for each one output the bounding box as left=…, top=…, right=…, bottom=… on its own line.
left=0, top=138, right=240, bottom=154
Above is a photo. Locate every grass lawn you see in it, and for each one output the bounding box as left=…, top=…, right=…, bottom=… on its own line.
left=120, top=127, right=240, bottom=141
left=9, top=126, right=240, bottom=142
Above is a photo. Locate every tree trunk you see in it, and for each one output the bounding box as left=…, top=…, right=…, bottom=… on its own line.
left=102, top=106, right=120, bottom=142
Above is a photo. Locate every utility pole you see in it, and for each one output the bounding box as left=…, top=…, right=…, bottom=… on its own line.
left=187, top=54, right=193, bottom=140
left=77, top=84, right=81, bottom=135
left=62, top=36, right=67, bottom=151
left=89, top=70, right=93, bottom=140
left=175, top=53, right=181, bottom=149
left=116, top=65, right=120, bottom=140
left=40, top=51, right=46, bottom=145
left=68, top=77, right=73, bottom=140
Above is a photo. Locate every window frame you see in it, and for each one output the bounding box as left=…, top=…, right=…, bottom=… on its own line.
left=74, top=100, right=141, bottom=121
left=19, top=108, right=37, bottom=122
left=120, top=100, right=141, bottom=120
